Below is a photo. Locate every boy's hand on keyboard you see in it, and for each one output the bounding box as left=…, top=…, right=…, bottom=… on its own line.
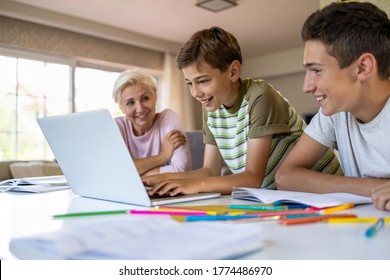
left=147, top=178, right=201, bottom=197
left=142, top=173, right=169, bottom=187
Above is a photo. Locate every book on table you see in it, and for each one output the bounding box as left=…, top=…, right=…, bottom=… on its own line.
left=0, top=175, right=69, bottom=193
left=231, top=187, right=372, bottom=208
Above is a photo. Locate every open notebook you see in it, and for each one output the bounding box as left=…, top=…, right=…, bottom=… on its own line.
left=0, top=175, right=69, bottom=193
left=37, top=109, right=220, bottom=206
left=232, top=187, right=372, bottom=208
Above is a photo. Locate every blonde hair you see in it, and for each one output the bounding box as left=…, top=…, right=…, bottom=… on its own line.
left=112, top=70, right=157, bottom=103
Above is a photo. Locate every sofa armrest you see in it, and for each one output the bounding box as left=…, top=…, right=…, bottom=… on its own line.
left=0, top=161, right=17, bottom=181
left=0, top=160, right=63, bottom=180
left=10, top=161, right=63, bottom=178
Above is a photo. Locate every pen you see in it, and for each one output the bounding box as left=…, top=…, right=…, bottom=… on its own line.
left=229, top=205, right=287, bottom=211
left=327, top=217, right=390, bottom=223
left=320, top=203, right=355, bottom=214
left=365, top=218, right=385, bottom=238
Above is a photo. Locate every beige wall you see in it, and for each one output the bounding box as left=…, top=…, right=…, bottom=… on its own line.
left=243, top=0, right=390, bottom=121
left=320, top=0, right=390, bottom=15
left=266, top=72, right=319, bottom=121
left=242, top=47, right=319, bottom=120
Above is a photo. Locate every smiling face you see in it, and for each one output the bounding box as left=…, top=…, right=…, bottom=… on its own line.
left=303, top=40, right=361, bottom=117
left=119, top=83, right=157, bottom=136
left=181, top=62, right=240, bottom=112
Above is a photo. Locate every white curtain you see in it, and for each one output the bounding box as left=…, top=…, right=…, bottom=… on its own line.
left=158, top=52, right=198, bottom=130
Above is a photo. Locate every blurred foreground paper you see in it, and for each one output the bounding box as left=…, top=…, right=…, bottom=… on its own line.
left=10, top=216, right=263, bottom=260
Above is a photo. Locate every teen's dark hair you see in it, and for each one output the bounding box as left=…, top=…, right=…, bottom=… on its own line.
left=176, top=26, right=242, bottom=72
left=302, top=2, right=390, bottom=79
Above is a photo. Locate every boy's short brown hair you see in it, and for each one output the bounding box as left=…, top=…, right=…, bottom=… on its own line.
left=302, top=2, right=390, bottom=80
left=176, top=26, right=242, bottom=72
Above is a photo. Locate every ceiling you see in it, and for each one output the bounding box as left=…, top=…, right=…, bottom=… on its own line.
left=4, top=0, right=321, bottom=58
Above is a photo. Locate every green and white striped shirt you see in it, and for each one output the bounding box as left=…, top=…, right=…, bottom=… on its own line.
left=204, top=79, right=342, bottom=189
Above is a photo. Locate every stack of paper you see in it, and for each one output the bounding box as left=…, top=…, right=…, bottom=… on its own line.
left=10, top=216, right=263, bottom=260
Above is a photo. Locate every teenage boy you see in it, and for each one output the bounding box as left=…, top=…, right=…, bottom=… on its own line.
left=276, top=2, right=390, bottom=211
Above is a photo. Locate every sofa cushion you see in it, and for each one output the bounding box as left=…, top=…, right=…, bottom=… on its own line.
left=185, top=130, right=231, bottom=175
left=9, top=161, right=63, bottom=179
left=186, top=131, right=205, bottom=170
left=0, top=161, right=22, bottom=181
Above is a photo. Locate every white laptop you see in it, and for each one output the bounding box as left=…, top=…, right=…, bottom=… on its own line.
left=37, top=109, right=220, bottom=206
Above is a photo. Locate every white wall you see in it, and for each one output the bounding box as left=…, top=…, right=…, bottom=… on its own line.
left=242, top=47, right=304, bottom=79
left=266, top=72, right=319, bottom=122
left=243, top=0, right=390, bottom=121
left=242, top=47, right=319, bottom=121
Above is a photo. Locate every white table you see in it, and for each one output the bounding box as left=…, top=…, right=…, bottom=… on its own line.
left=1, top=190, right=390, bottom=260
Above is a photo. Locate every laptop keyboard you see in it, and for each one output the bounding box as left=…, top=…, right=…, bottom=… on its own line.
left=149, top=192, right=175, bottom=199
left=144, top=185, right=179, bottom=199
left=145, top=187, right=184, bottom=200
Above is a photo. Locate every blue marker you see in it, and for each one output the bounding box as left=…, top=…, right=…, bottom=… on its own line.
left=365, top=218, right=385, bottom=238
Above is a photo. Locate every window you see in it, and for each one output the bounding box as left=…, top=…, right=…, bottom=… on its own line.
left=0, top=56, right=72, bottom=160
left=0, top=51, right=127, bottom=161
left=74, top=67, right=120, bottom=115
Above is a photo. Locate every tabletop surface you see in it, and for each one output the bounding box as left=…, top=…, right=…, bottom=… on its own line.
left=1, top=190, right=389, bottom=260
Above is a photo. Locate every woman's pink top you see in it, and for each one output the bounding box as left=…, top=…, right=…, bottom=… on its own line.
left=115, top=109, right=192, bottom=173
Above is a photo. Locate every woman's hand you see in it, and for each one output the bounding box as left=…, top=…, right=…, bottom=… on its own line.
left=161, top=130, right=187, bottom=163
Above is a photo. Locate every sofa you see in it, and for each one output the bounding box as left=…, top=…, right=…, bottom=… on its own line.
left=0, top=160, right=63, bottom=181
left=186, top=130, right=230, bottom=175
left=186, top=131, right=205, bottom=170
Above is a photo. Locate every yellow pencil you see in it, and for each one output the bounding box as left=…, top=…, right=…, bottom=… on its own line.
left=321, top=203, right=355, bottom=214
left=328, top=217, right=390, bottom=223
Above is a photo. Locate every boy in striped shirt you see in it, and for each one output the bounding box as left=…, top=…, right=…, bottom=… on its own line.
left=144, top=26, right=342, bottom=196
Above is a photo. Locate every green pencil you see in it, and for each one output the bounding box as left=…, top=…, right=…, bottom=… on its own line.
left=53, top=209, right=129, bottom=218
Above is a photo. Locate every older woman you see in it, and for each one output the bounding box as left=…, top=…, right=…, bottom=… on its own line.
left=112, top=70, right=191, bottom=175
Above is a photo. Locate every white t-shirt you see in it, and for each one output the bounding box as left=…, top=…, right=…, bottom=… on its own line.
left=305, top=97, right=390, bottom=178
